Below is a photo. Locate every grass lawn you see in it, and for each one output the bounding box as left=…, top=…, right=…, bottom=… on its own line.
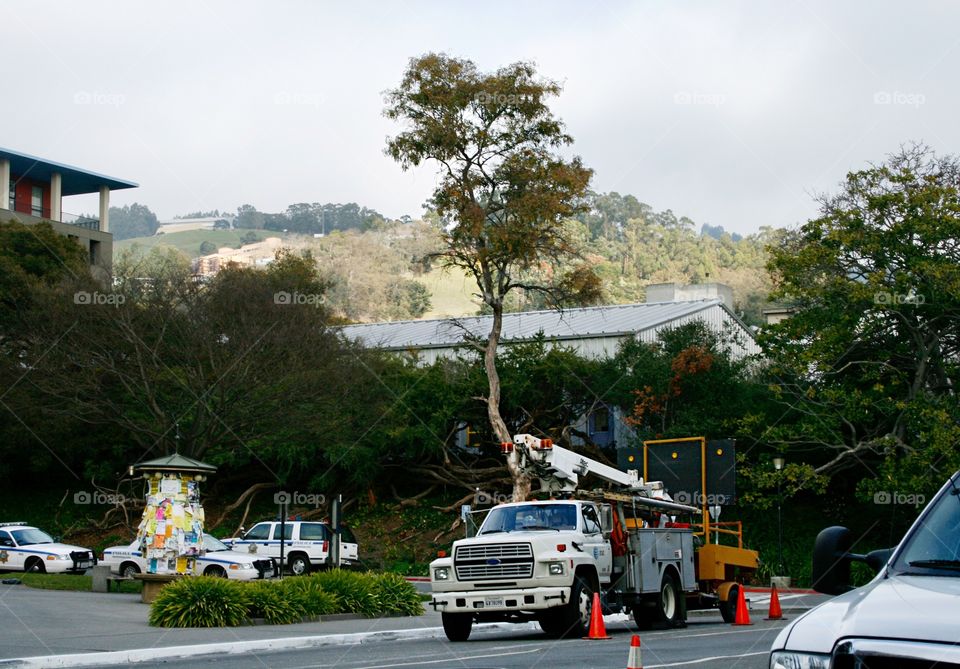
left=419, top=267, right=479, bottom=318
left=17, top=572, right=141, bottom=594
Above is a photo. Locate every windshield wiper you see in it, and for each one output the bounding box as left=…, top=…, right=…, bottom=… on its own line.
left=479, top=529, right=509, bottom=535
left=520, top=525, right=560, bottom=532
left=908, top=559, right=960, bottom=570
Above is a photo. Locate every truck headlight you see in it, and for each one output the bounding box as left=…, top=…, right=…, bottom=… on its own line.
left=548, top=562, right=564, bottom=575
left=433, top=567, right=450, bottom=581
left=770, top=651, right=830, bottom=669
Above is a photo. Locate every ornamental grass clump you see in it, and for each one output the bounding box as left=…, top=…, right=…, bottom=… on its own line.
left=149, top=576, right=250, bottom=628
left=246, top=580, right=305, bottom=624
left=278, top=576, right=339, bottom=616
left=371, top=572, right=424, bottom=616
left=311, top=570, right=379, bottom=616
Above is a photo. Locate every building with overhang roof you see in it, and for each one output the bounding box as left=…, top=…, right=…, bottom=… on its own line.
left=340, top=295, right=760, bottom=366
left=0, top=147, right=138, bottom=272
left=340, top=285, right=760, bottom=450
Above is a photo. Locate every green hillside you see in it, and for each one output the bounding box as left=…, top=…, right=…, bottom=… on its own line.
left=115, top=229, right=276, bottom=258
left=419, top=268, right=480, bottom=318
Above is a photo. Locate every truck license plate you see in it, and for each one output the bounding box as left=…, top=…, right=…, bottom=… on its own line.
left=76, top=561, right=92, bottom=569
left=484, top=598, right=504, bottom=608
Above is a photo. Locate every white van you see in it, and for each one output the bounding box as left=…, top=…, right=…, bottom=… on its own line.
left=769, top=471, right=960, bottom=668
left=226, top=521, right=359, bottom=575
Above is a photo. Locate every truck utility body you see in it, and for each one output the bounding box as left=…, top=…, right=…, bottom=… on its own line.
left=430, top=434, right=756, bottom=640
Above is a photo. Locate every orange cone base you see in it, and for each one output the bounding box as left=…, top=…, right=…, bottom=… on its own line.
left=765, top=584, right=786, bottom=620
left=626, top=634, right=643, bottom=668
left=583, top=592, right=612, bottom=639
left=732, top=583, right=753, bottom=626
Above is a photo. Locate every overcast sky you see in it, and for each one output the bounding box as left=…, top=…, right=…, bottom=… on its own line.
left=2, top=1, right=957, bottom=234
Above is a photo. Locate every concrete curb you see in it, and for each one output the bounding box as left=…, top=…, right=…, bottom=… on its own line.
left=0, top=622, right=534, bottom=668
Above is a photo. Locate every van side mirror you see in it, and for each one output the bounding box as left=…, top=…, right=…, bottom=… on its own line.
left=812, top=526, right=894, bottom=595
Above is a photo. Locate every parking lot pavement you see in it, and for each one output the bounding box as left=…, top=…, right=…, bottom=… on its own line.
left=0, top=582, right=827, bottom=668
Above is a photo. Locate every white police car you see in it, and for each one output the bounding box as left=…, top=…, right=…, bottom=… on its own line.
left=226, top=520, right=359, bottom=575
left=0, top=522, right=96, bottom=574
left=101, top=533, right=277, bottom=580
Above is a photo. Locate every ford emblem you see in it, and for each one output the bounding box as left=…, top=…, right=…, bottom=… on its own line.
left=486, top=558, right=501, bottom=566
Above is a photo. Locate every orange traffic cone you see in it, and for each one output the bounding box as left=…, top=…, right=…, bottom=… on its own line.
left=626, top=634, right=643, bottom=668
left=732, top=583, right=752, bottom=626
left=765, top=584, right=786, bottom=620
left=583, top=592, right=612, bottom=639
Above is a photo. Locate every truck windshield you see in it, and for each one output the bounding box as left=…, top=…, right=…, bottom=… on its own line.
left=893, top=475, right=960, bottom=576
left=479, top=504, right=577, bottom=534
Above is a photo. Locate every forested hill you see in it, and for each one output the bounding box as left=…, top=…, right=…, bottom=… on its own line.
left=112, top=192, right=779, bottom=324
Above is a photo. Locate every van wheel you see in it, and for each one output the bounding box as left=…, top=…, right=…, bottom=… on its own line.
left=719, top=584, right=738, bottom=623
left=442, top=612, right=473, bottom=641
left=288, top=554, right=310, bottom=576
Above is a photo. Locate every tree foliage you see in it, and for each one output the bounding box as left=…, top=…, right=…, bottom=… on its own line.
left=385, top=52, right=601, bottom=499
left=761, top=144, right=960, bottom=498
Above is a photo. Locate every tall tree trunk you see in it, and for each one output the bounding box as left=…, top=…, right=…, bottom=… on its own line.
left=484, top=301, right=531, bottom=502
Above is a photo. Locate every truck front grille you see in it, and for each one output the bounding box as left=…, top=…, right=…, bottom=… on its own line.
left=454, top=543, right=534, bottom=581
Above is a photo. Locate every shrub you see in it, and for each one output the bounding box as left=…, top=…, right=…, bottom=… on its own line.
left=149, top=577, right=250, bottom=628
left=278, top=577, right=339, bottom=616
left=371, top=572, right=423, bottom=616
left=246, top=580, right=305, bottom=625
left=311, top=570, right=379, bottom=616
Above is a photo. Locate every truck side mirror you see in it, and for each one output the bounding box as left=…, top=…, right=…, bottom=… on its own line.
left=812, top=526, right=895, bottom=595
left=599, top=504, right=614, bottom=538
left=812, top=526, right=854, bottom=595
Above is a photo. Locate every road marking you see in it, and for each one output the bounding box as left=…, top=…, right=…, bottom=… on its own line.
left=342, top=647, right=543, bottom=669
left=645, top=651, right=768, bottom=667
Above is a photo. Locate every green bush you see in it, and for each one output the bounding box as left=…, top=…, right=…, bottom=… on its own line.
left=149, top=577, right=250, bottom=628
left=247, top=580, right=305, bottom=624
left=278, top=577, right=339, bottom=616
left=149, top=571, right=422, bottom=627
left=311, top=570, right=379, bottom=616
left=371, top=572, right=424, bottom=616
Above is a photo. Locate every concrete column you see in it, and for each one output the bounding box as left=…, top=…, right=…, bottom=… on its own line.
left=99, top=185, right=110, bottom=232
left=50, top=172, right=62, bottom=221
left=0, top=159, right=9, bottom=212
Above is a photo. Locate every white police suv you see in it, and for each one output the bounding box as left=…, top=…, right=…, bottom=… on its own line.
left=770, top=470, right=960, bottom=668
left=0, top=522, right=96, bottom=574
left=101, top=533, right=277, bottom=580
left=226, top=520, right=359, bottom=575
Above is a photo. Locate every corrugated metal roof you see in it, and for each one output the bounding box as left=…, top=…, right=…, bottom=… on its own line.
left=340, top=300, right=735, bottom=350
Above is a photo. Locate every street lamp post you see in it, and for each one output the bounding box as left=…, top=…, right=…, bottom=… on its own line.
left=773, top=456, right=785, bottom=576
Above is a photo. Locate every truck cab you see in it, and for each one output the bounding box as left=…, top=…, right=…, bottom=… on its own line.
left=769, top=471, right=960, bottom=668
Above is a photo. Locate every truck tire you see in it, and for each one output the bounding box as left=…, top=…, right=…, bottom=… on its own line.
left=719, top=583, right=738, bottom=623
left=288, top=553, right=310, bottom=576
left=442, top=612, right=473, bottom=641
left=547, top=575, right=592, bottom=638
left=656, top=571, right=684, bottom=627
left=633, top=571, right=684, bottom=630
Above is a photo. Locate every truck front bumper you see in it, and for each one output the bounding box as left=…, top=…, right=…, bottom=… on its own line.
left=430, top=586, right=570, bottom=614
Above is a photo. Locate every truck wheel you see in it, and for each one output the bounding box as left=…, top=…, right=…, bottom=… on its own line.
left=656, top=571, right=683, bottom=627
left=719, top=584, right=738, bottom=623
left=442, top=612, right=473, bottom=641
left=288, top=554, right=310, bottom=576
left=551, top=575, right=592, bottom=638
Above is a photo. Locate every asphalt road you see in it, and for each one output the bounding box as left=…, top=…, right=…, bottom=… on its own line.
left=78, top=616, right=787, bottom=669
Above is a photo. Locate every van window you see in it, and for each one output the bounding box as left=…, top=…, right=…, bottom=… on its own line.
left=299, top=523, right=328, bottom=541
left=244, top=523, right=271, bottom=541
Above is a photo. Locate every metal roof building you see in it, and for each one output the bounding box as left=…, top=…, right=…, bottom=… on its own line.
left=340, top=299, right=760, bottom=364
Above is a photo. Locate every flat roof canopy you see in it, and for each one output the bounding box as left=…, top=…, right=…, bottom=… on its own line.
left=0, top=147, right=138, bottom=196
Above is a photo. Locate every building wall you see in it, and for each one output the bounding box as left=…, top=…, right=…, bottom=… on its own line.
left=11, top=177, right=49, bottom=217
